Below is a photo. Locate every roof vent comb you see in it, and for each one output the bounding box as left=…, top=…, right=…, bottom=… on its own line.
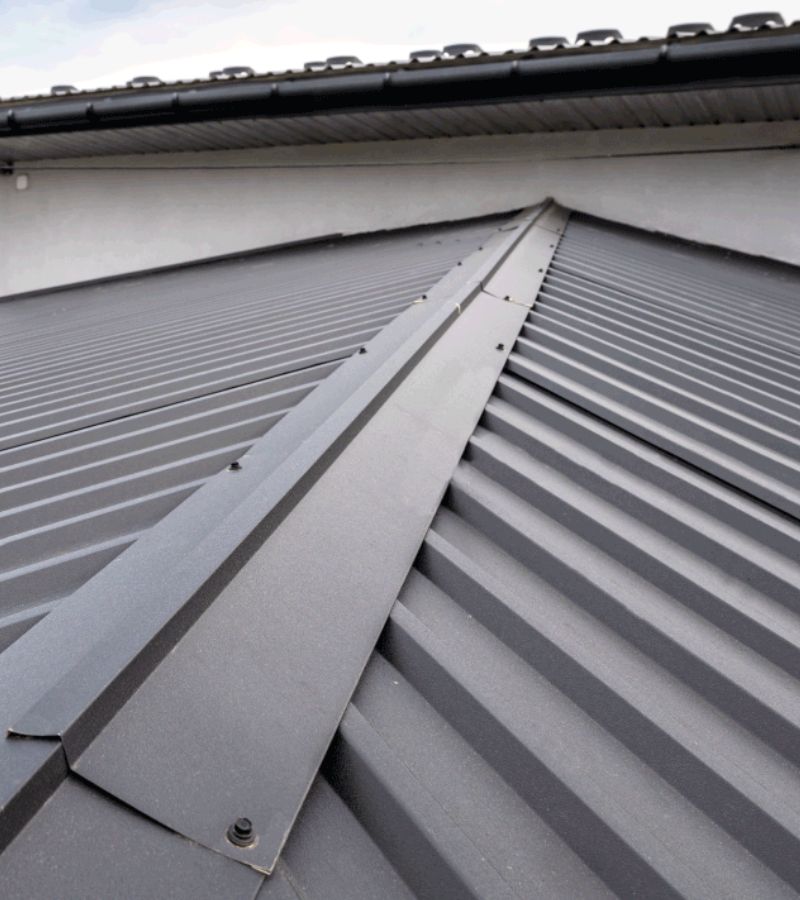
left=126, top=75, right=163, bottom=88
left=729, top=11, right=785, bottom=30
left=325, top=56, right=362, bottom=67
left=210, top=66, right=255, bottom=79
left=528, top=36, right=569, bottom=49
left=666, top=22, right=715, bottom=37
left=409, top=49, right=443, bottom=61
left=442, top=43, right=484, bottom=56
left=576, top=29, right=623, bottom=45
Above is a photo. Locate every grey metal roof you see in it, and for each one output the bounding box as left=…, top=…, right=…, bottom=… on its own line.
left=0, top=204, right=547, bottom=896
left=524, top=213, right=800, bottom=517
left=2, top=20, right=800, bottom=160
left=0, top=216, right=499, bottom=654
left=254, top=215, right=800, bottom=898
left=2, top=208, right=800, bottom=898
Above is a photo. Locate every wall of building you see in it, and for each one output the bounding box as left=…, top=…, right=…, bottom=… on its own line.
left=2, top=122, right=799, bottom=296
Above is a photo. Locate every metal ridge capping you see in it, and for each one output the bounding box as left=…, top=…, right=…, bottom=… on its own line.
left=3, top=28, right=800, bottom=136
left=0, top=203, right=567, bottom=872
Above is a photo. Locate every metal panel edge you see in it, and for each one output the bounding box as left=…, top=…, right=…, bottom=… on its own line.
left=59, top=204, right=570, bottom=872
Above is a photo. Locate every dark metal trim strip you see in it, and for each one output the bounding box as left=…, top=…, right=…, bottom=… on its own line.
left=2, top=32, right=800, bottom=137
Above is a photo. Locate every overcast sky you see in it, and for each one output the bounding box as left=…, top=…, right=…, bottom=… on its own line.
left=2, top=1, right=799, bottom=98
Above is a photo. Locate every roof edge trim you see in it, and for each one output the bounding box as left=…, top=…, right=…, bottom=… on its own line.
left=2, top=32, right=800, bottom=138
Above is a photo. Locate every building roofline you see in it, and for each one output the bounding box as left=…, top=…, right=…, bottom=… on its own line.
left=2, top=28, right=800, bottom=139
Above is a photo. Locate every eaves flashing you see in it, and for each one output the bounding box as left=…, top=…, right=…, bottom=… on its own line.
left=2, top=30, right=800, bottom=138
left=0, top=203, right=568, bottom=872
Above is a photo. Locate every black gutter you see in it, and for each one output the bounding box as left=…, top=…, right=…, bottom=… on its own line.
left=3, top=31, right=800, bottom=137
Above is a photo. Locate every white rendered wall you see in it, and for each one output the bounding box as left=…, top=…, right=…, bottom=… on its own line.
left=2, top=121, right=799, bottom=296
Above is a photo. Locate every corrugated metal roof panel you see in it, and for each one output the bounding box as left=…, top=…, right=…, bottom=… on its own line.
left=0, top=216, right=499, bottom=653
left=258, top=217, right=800, bottom=899
left=3, top=211, right=800, bottom=898
left=521, top=214, right=800, bottom=518
left=261, top=373, right=800, bottom=896
left=0, top=777, right=263, bottom=900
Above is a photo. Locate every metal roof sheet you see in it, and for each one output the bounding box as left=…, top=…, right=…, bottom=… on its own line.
left=0, top=204, right=544, bottom=894
left=43, top=212, right=554, bottom=874
left=0, top=216, right=498, bottom=654
left=2, top=210, right=800, bottom=898
left=0, top=777, right=264, bottom=900
left=257, top=215, right=800, bottom=899
left=522, top=213, right=800, bottom=517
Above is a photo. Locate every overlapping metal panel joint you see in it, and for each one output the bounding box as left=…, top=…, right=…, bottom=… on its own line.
left=257, top=214, right=800, bottom=898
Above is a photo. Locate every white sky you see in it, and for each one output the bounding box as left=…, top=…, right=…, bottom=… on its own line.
left=2, top=1, right=799, bottom=98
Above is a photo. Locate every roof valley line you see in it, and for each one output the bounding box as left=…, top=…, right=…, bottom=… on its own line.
left=0, top=203, right=568, bottom=874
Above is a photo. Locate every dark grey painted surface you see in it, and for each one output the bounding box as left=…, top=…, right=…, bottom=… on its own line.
left=517, top=213, right=800, bottom=518
left=3, top=20, right=797, bottom=111
left=63, top=226, right=553, bottom=871
left=3, top=23, right=800, bottom=160
left=263, top=352, right=800, bottom=899
left=0, top=777, right=263, bottom=899
left=255, top=220, right=800, bottom=898
left=2, top=213, right=800, bottom=897
left=0, top=217, right=496, bottom=654
left=4, top=205, right=551, bottom=874
left=3, top=82, right=800, bottom=159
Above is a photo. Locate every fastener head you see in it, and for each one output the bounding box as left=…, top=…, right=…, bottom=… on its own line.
left=227, top=817, right=255, bottom=847
left=358, top=347, right=367, bottom=354
left=228, top=461, right=241, bottom=471
left=496, top=343, right=505, bottom=351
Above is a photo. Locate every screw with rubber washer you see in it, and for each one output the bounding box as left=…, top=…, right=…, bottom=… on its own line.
left=227, top=817, right=255, bottom=847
